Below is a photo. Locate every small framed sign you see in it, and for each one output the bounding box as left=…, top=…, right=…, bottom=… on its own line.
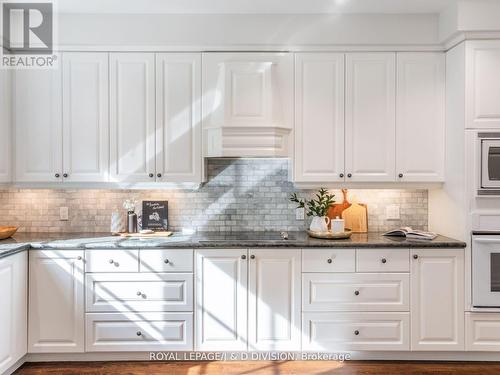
left=141, top=201, right=168, bottom=231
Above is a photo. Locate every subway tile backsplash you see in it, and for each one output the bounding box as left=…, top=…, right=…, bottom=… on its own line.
left=0, top=159, right=428, bottom=233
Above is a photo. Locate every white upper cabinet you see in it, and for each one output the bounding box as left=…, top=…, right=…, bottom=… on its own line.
left=156, top=53, right=202, bottom=183
left=466, top=40, right=500, bottom=129
left=63, top=53, right=109, bottom=182
left=410, top=249, right=464, bottom=351
left=202, top=52, right=293, bottom=157
left=294, top=53, right=345, bottom=182
left=14, top=69, right=63, bottom=182
left=345, top=53, right=396, bottom=182
left=110, top=53, right=156, bottom=182
left=0, top=70, right=11, bottom=183
left=396, top=53, right=445, bottom=182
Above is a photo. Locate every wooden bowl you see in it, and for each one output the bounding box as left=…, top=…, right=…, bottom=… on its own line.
left=0, top=226, right=18, bottom=240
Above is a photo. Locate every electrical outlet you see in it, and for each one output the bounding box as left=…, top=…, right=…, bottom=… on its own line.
left=386, top=204, right=400, bottom=220
left=60, top=207, right=69, bottom=221
left=295, top=207, right=305, bottom=220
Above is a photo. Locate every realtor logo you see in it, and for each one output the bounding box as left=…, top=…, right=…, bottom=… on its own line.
left=1, top=0, right=57, bottom=68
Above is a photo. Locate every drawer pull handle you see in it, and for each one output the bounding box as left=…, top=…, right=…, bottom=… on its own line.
left=241, top=255, right=246, bottom=260
left=327, top=259, right=333, bottom=264
left=354, top=290, right=360, bottom=296
left=164, top=259, right=170, bottom=264
left=413, top=254, right=419, bottom=259
left=381, top=258, right=387, bottom=264
left=136, top=331, right=142, bottom=336
left=109, top=259, right=114, bottom=264
left=137, top=291, right=142, bottom=296
left=250, top=255, right=255, bottom=259
left=354, top=330, right=360, bottom=336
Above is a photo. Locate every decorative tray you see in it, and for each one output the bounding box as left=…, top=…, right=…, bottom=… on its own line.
left=306, top=229, right=352, bottom=240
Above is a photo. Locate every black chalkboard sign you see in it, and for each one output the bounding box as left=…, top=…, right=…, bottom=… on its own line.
left=141, top=201, right=168, bottom=231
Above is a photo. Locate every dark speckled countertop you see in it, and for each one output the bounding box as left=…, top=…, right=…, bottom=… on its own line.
left=0, top=231, right=466, bottom=259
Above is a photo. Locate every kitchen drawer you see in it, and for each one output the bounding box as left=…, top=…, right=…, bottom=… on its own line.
left=302, top=249, right=355, bottom=273
left=302, top=312, right=410, bottom=351
left=86, top=273, right=193, bottom=312
left=303, top=273, right=409, bottom=311
left=140, top=249, right=193, bottom=273
left=86, top=249, right=139, bottom=272
left=466, top=312, right=500, bottom=351
left=356, top=249, right=409, bottom=272
left=85, top=312, right=193, bottom=352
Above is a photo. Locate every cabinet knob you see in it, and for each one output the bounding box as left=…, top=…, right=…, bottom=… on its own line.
left=149, top=173, right=154, bottom=178
left=241, top=255, right=246, bottom=260
left=77, top=256, right=82, bottom=261
left=136, top=331, right=142, bottom=336
left=354, top=290, right=360, bottom=296
left=339, top=173, right=344, bottom=178
left=250, top=255, right=255, bottom=259
left=63, top=173, right=68, bottom=178
left=347, top=173, right=352, bottom=178
left=354, top=330, right=360, bottom=336
left=157, top=173, right=162, bottom=178
left=164, top=259, right=170, bottom=264
left=381, top=258, right=387, bottom=264
left=55, top=173, right=60, bottom=178
left=137, top=291, right=142, bottom=296
left=327, top=258, right=333, bottom=264
left=109, top=259, right=114, bottom=264
left=398, top=173, right=404, bottom=178
left=413, top=254, right=419, bottom=259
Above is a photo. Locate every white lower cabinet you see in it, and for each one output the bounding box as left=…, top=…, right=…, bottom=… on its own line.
left=410, top=249, right=464, bottom=351
left=0, top=252, right=27, bottom=374
left=86, top=312, right=193, bottom=352
left=466, top=313, right=500, bottom=351
left=302, top=312, right=410, bottom=351
left=29, top=250, right=85, bottom=353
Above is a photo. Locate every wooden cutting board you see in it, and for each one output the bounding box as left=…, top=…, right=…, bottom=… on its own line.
left=118, top=231, right=173, bottom=238
left=341, top=202, right=368, bottom=233
left=327, top=189, right=351, bottom=220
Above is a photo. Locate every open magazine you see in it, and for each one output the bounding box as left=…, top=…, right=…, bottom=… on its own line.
left=383, top=227, right=437, bottom=240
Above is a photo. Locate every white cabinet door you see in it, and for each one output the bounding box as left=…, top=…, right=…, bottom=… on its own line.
left=156, top=53, right=202, bottom=183
left=294, top=53, right=345, bottom=182
left=248, top=249, right=301, bottom=351
left=195, top=249, right=248, bottom=351
left=410, top=249, right=464, bottom=351
left=110, top=53, right=156, bottom=182
left=29, top=250, right=85, bottom=353
left=466, top=41, right=500, bottom=129
left=0, top=252, right=27, bottom=374
left=0, top=70, right=11, bottom=183
left=396, top=53, right=445, bottom=182
left=345, top=53, right=396, bottom=182
left=62, top=52, right=109, bottom=182
left=14, top=69, right=63, bottom=182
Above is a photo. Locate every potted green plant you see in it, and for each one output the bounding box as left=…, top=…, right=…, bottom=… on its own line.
left=290, top=188, right=336, bottom=232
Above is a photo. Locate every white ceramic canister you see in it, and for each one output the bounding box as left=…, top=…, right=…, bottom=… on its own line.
left=110, top=211, right=126, bottom=234
left=331, top=216, right=345, bottom=234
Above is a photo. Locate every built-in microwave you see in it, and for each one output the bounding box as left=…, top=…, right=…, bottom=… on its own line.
left=479, top=133, right=500, bottom=195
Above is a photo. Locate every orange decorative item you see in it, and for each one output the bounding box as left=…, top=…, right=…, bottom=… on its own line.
left=0, top=226, right=18, bottom=240
left=327, top=189, right=351, bottom=221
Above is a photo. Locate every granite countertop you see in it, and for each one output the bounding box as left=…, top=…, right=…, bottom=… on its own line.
left=0, top=231, right=466, bottom=259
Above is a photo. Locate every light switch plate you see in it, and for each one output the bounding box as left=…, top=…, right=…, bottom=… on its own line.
left=296, top=207, right=305, bottom=220
left=60, top=207, right=69, bottom=221
left=386, top=204, right=400, bottom=220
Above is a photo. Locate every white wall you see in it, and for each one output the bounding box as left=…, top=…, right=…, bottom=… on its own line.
left=55, top=13, right=440, bottom=49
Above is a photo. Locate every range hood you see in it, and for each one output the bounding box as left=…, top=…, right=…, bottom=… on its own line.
left=202, top=53, right=293, bottom=158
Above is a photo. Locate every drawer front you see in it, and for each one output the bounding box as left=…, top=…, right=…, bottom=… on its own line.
left=86, top=312, right=193, bottom=352
left=140, top=249, right=193, bottom=273
left=86, top=273, right=193, bottom=312
left=86, top=250, right=139, bottom=272
left=303, top=273, right=409, bottom=311
left=356, top=249, right=409, bottom=272
left=302, top=312, right=409, bottom=351
left=302, top=249, right=355, bottom=273
left=466, top=313, right=500, bottom=351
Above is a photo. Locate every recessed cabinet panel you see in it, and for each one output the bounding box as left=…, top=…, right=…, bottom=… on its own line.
left=396, top=53, right=445, bottom=182
left=110, top=53, right=156, bottom=182
left=156, top=53, right=202, bottom=183
left=62, top=52, right=109, bottom=182
left=466, top=41, right=500, bottom=129
left=294, top=53, right=345, bottom=182
left=14, top=69, right=63, bottom=182
left=345, top=53, right=396, bottom=182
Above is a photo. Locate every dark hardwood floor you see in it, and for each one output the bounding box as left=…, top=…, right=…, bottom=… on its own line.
left=14, top=361, right=500, bottom=375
